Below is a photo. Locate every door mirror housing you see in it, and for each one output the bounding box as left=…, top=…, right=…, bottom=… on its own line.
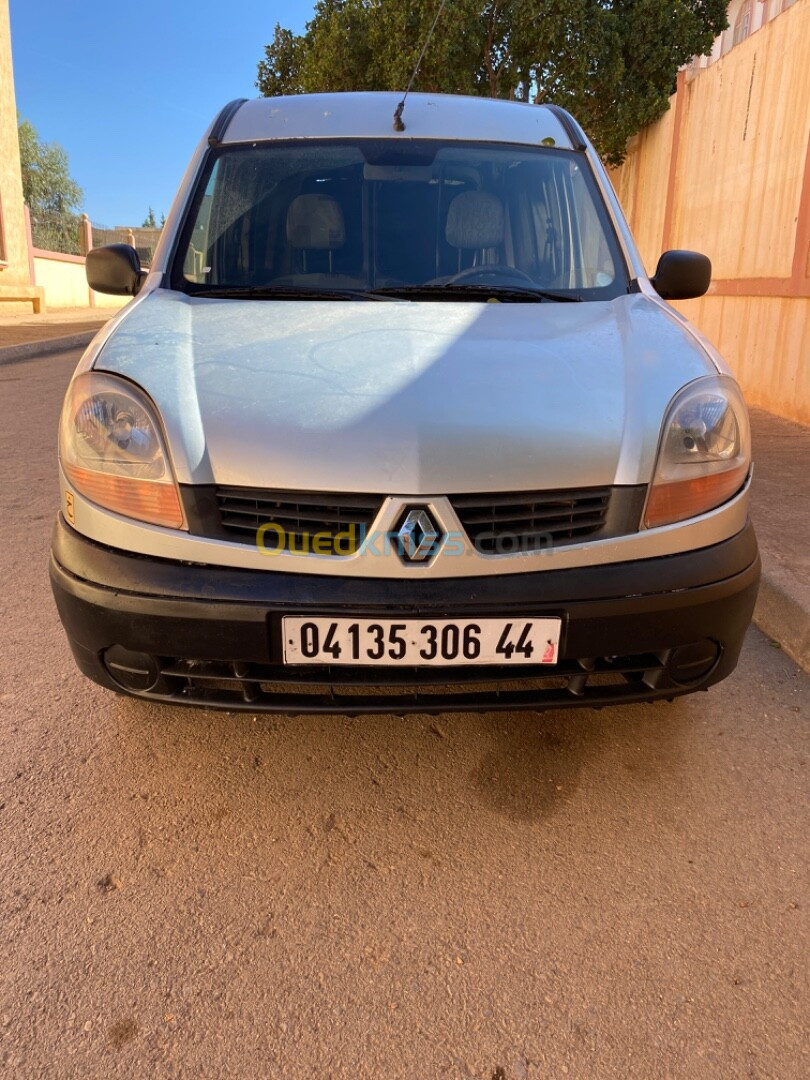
left=86, top=244, right=147, bottom=296
left=651, top=250, right=711, bottom=301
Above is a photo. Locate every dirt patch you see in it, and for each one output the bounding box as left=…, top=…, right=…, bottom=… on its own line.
left=107, top=1018, right=140, bottom=1050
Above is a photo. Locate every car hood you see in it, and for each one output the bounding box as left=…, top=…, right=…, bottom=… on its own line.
left=95, top=289, right=716, bottom=493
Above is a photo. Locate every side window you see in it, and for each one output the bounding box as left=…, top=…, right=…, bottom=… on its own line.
left=183, top=165, right=218, bottom=282
left=522, top=164, right=574, bottom=287
left=523, top=161, right=616, bottom=290
left=568, top=165, right=616, bottom=288
left=183, top=156, right=264, bottom=287
left=208, top=159, right=262, bottom=286
left=529, top=182, right=565, bottom=286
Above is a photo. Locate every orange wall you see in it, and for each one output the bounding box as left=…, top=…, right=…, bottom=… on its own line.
left=611, top=0, right=810, bottom=424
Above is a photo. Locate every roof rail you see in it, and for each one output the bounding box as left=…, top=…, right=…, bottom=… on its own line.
left=545, top=105, right=588, bottom=152
left=208, top=98, right=249, bottom=147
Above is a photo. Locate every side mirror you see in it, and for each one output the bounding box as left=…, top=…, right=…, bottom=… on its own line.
left=651, top=250, right=711, bottom=300
left=86, top=244, right=147, bottom=296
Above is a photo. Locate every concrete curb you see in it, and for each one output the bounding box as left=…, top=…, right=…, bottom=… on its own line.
left=753, top=575, right=810, bottom=674
left=0, top=332, right=96, bottom=366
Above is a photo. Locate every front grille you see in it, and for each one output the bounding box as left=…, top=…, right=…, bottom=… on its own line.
left=120, top=652, right=682, bottom=714
left=215, top=487, right=382, bottom=555
left=180, top=484, right=645, bottom=556
left=451, top=486, right=612, bottom=554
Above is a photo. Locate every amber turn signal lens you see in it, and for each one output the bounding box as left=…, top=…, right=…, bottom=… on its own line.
left=645, top=463, right=748, bottom=529
left=64, top=465, right=184, bottom=529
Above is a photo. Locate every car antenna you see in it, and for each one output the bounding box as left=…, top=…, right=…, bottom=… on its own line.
left=393, top=0, right=448, bottom=132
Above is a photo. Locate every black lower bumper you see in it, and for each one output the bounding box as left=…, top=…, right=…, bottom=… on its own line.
left=50, top=515, right=760, bottom=714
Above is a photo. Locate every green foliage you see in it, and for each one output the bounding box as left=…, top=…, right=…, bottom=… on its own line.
left=256, top=1, right=728, bottom=164
left=142, top=207, right=157, bottom=228
left=257, top=24, right=308, bottom=97
left=18, top=117, right=84, bottom=253
left=17, top=117, right=83, bottom=214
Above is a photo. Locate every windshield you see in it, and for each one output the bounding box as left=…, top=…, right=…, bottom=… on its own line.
left=173, top=139, right=627, bottom=301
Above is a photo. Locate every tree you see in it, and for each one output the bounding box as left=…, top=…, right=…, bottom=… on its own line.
left=18, top=118, right=83, bottom=214
left=18, top=117, right=84, bottom=253
left=142, top=207, right=157, bottom=228
left=256, top=1, right=728, bottom=164
left=257, top=2, right=484, bottom=99
left=257, top=24, right=308, bottom=97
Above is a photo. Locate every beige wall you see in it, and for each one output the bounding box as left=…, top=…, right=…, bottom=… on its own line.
left=32, top=251, right=129, bottom=310
left=32, top=254, right=88, bottom=308
left=611, top=0, right=810, bottom=424
left=93, top=287, right=131, bottom=310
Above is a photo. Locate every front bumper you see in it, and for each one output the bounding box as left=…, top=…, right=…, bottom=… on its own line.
left=50, top=515, right=760, bottom=714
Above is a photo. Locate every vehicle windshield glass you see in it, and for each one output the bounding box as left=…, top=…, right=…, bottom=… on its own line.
left=174, top=139, right=627, bottom=301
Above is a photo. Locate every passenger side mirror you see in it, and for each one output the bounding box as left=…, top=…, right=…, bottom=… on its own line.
left=86, top=244, right=147, bottom=296
left=651, top=250, right=711, bottom=300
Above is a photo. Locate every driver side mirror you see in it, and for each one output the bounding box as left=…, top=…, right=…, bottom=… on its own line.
left=86, top=244, right=147, bottom=296
left=651, top=250, right=711, bottom=301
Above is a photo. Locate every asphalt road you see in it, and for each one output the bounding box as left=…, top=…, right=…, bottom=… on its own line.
left=1, top=349, right=808, bottom=1079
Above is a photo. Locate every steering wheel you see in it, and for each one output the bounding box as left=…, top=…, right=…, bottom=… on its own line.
left=445, top=264, right=537, bottom=287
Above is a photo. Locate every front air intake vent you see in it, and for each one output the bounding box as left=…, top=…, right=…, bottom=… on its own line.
left=214, top=487, right=382, bottom=555
left=451, top=486, right=613, bottom=554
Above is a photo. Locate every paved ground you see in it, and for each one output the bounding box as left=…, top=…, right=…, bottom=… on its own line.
left=1, top=349, right=808, bottom=1079
left=749, top=409, right=810, bottom=669
left=0, top=309, right=112, bottom=348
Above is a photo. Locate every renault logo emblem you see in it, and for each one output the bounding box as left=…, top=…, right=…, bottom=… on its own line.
left=397, top=508, right=442, bottom=563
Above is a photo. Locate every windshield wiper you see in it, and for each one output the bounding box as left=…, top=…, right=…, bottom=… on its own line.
left=190, top=283, right=582, bottom=303
left=367, top=283, right=582, bottom=302
left=190, top=285, right=389, bottom=301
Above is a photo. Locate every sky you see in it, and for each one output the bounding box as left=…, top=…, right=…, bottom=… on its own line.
left=9, top=0, right=313, bottom=227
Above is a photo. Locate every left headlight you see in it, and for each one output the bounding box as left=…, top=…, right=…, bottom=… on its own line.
left=59, top=371, right=184, bottom=529
left=645, top=375, right=751, bottom=528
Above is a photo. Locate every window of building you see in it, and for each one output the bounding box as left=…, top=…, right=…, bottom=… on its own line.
left=733, top=0, right=752, bottom=46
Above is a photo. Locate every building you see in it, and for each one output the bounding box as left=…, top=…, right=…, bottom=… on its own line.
left=0, top=0, right=43, bottom=312
left=689, top=0, right=802, bottom=71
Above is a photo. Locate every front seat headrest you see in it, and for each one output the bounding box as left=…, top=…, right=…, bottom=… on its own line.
left=445, top=191, right=504, bottom=250
left=286, top=194, right=346, bottom=250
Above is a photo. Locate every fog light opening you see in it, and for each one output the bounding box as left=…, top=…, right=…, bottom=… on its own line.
left=667, top=640, right=721, bottom=687
left=103, top=646, right=159, bottom=693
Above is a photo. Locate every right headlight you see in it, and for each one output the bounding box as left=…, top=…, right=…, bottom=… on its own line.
left=645, top=375, right=751, bottom=528
left=59, top=371, right=184, bottom=529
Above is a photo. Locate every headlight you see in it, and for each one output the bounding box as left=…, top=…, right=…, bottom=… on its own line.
left=645, top=376, right=750, bottom=528
left=59, top=372, right=184, bottom=529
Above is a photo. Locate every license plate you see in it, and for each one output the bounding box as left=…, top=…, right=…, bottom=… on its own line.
left=282, top=617, right=561, bottom=666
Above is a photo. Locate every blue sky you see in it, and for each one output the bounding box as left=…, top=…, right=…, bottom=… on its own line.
left=9, top=0, right=312, bottom=227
